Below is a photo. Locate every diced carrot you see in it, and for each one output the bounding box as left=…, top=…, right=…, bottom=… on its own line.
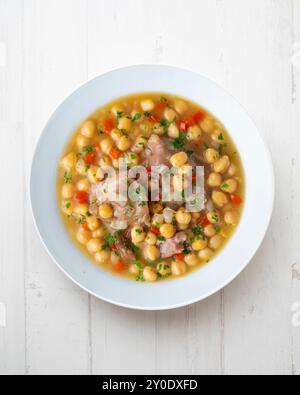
left=230, top=194, right=243, bottom=205
left=110, top=147, right=123, bottom=159
left=180, top=121, right=188, bottom=131
left=85, top=151, right=97, bottom=165
left=74, top=191, right=89, bottom=204
left=157, top=102, right=167, bottom=110
left=103, top=118, right=115, bottom=134
left=193, top=110, right=205, bottom=123
left=175, top=253, right=185, bottom=261
left=114, top=261, right=125, bottom=273
left=149, top=114, right=160, bottom=123
left=82, top=221, right=89, bottom=231
left=151, top=226, right=161, bottom=235
left=202, top=215, right=211, bottom=228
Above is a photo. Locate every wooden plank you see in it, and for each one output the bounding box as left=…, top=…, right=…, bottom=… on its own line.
left=22, top=0, right=91, bottom=375
left=0, top=0, right=26, bottom=375
left=88, top=0, right=223, bottom=375
left=216, top=0, right=294, bottom=375
left=291, top=0, right=300, bottom=376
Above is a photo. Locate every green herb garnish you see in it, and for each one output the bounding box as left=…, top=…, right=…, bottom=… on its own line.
left=132, top=113, right=142, bottom=122
left=169, top=132, right=186, bottom=149
left=64, top=172, right=72, bottom=183
left=82, top=146, right=95, bottom=154
left=192, top=225, right=204, bottom=235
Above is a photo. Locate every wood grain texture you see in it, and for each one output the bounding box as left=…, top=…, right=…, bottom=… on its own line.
left=0, top=0, right=299, bottom=375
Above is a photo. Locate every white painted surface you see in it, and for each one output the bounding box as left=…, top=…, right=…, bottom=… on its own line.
left=0, top=0, right=299, bottom=375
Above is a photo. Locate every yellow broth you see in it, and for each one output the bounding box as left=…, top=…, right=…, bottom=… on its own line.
left=57, top=93, right=245, bottom=282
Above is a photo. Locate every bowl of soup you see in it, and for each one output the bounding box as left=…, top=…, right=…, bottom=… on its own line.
left=30, top=65, right=274, bottom=310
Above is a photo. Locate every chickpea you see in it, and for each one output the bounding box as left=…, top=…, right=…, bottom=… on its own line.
left=62, top=183, right=75, bottom=199
left=187, top=125, right=202, bottom=141
left=192, top=236, right=208, bottom=251
left=98, top=204, right=113, bottom=219
left=99, top=155, right=112, bottom=167
left=92, top=226, right=107, bottom=239
left=174, top=99, right=188, bottom=115
left=100, top=137, right=114, bottom=155
left=205, top=148, right=220, bottom=164
left=221, top=179, right=238, bottom=194
left=81, top=120, right=96, bottom=138
left=168, top=123, right=180, bottom=139
left=143, top=266, right=158, bottom=282
left=204, top=224, right=217, bottom=238
left=74, top=204, right=89, bottom=216
left=110, top=128, right=124, bottom=142
left=133, top=135, right=148, bottom=153
left=213, top=156, right=230, bottom=174
left=76, top=228, right=91, bottom=245
left=118, top=116, right=131, bottom=131
left=211, top=132, right=221, bottom=143
left=131, top=225, right=146, bottom=244
left=160, top=224, right=176, bottom=239
left=62, top=201, right=73, bottom=216
left=145, top=232, right=157, bottom=246
left=141, top=99, right=155, bottom=112
left=153, top=123, right=164, bottom=135
left=170, top=152, right=188, bottom=167
left=86, top=216, right=100, bottom=232
left=77, top=135, right=90, bottom=150
left=129, top=263, right=140, bottom=276
left=206, top=211, right=220, bottom=224
left=94, top=250, right=111, bottom=265
left=198, top=248, right=214, bottom=262
left=157, top=262, right=171, bottom=277
left=209, top=235, right=224, bottom=250
left=212, top=190, right=229, bottom=208
left=61, top=152, right=76, bottom=172
left=76, top=158, right=87, bottom=176
left=228, top=163, right=237, bottom=177
left=207, top=172, right=222, bottom=187
left=200, top=117, right=214, bottom=133
left=144, top=245, right=160, bottom=261
left=224, top=210, right=240, bottom=225
left=86, top=238, right=103, bottom=254
left=87, top=166, right=103, bottom=184
left=111, top=104, right=124, bottom=117
left=164, top=108, right=177, bottom=122
left=177, top=223, right=189, bottom=231
left=176, top=208, right=192, bottom=226
left=184, top=253, right=199, bottom=267
left=117, top=135, right=131, bottom=152
left=171, top=261, right=187, bottom=276
left=77, top=178, right=90, bottom=193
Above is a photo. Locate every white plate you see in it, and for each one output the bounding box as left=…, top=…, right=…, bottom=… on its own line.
left=30, top=65, right=274, bottom=310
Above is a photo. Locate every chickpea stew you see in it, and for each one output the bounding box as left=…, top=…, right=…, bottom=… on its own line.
left=58, top=93, right=244, bottom=282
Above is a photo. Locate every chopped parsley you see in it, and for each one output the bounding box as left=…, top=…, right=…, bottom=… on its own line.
left=65, top=202, right=71, bottom=209
left=218, top=133, right=225, bottom=141
left=218, top=143, right=227, bottom=154
left=169, top=132, right=186, bottom=149
left=144, top=111, right=151, bottom=118
left=116, top=111, right=124, bottom=120
left=203, top=143, right=209, bottom=150
left=135, top=228, right=143, bottom=235
left=160, top=96, right=167, bottom=103
left=157, top=235, right=166, bottom=242
left=132, top=113, right=142, bottom=122
left=192, top=225, right=204, bottom=235
left=221, top=183, right=230, bottom=190
left=64, top=172, right=72, bottom=183
left=82, top=146, right=95, bottom=154
left=97, top=130, right=104, bottom=136
left=136, top=272, right=145, bottom=282
left=186, top=150, right=194, bottom=157
left=133, top=261, right=143, bottom=269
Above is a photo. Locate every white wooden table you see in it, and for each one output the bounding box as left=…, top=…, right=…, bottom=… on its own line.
left=0, top=0, right=300, bottom=375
